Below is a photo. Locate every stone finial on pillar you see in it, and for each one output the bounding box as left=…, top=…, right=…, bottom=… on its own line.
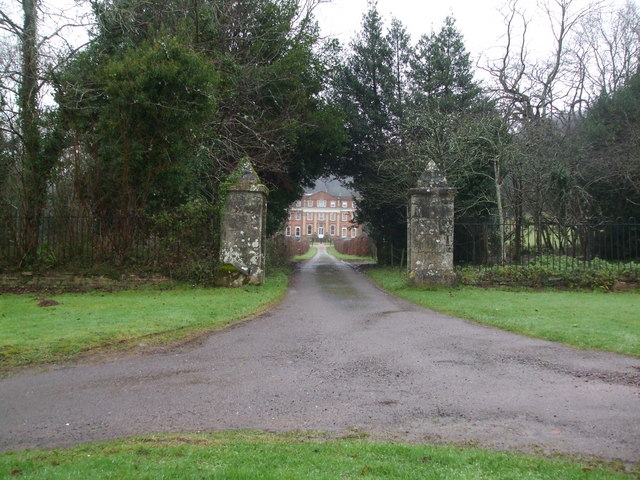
left=407, top=160, right=456, bottom=286
left=217, top=158, right=268, bottom=287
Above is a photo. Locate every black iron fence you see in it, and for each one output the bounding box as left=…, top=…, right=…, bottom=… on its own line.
left=0, top=213, right=218, bottom=272
left=2, top=213, right=638, bottom=273
left=455, top=218, right=640, bottom=271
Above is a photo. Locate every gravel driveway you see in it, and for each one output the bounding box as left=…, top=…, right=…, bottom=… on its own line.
left=1, top=245, right=639, bottom=464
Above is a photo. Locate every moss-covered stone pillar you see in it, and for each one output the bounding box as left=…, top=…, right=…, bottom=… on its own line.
left=408, top=161, right=456, bottom=286
left=217, top=158, right=268, bottom=287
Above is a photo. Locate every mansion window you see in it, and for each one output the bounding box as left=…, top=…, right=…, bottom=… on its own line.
left=295, top=211, right=301, bottom=220
left=307, top=200, right=313, bottom=207
left=318, top=213, right=325, bottom=220
left=351, top=228, right=357, bottom=238
left=318, top=199, right=326, bottom=207
left=330, top=201, right=336, bottom=207
left=330, top=212, right=336, bottom=221
left=307, top=224, right=313, bottom=235
left=295, top=201, right=301, bottom=207
left=342, top=201, right=348, bottom=208
left=295, top=226, right=301, bottom=237
left=342, top=213, right=349, bottom=221
left=330, top=224, right=336, bottom=236
left=285, top=226, right=291, bottom=236
left=341, top=227, right=347, bottom=238
left=306, top=212, right=313, bottom=221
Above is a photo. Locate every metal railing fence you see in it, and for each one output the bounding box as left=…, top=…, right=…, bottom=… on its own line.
left=455, top=218, right=639, bottom=271
left=2, top=214, right=638, bottom=272
left=0, top=213, right=218, bottom=271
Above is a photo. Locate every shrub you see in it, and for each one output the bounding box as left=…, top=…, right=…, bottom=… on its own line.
left=150, top=198, right=218, bottom=284
left=457, top=256, right=639, bottom=290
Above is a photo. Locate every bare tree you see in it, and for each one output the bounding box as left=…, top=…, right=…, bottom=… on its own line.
left=486, top=0, right=600, bottom=123
left=572, top=1, right=640, bottom=102
left=483, top=1, right=603, bottom=226
left=0, top=0, right=91, bottom=263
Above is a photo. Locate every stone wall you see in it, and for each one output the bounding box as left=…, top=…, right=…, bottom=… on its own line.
left=0, top=273, right=172, bottom=292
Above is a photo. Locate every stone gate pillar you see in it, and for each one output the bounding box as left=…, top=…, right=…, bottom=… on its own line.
left=408, top=161, right=456, bottom=286
left=217, top=158, right=268, bottom=287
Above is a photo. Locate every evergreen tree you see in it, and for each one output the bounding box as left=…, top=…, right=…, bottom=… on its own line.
left=386, top=18, right=412, bottom=141
left=333, top=10, right=498, bottom=264
left=581, top=72, right=640, bottom=218
left=409, top=16, right=481, bottom=113
left=57, top=38, right=218, bottom=219
left=334, top=1, right=396, bottom=169
left=57, top=0, right=345, bottom=233
left=332, top=2, right=410, bottom=262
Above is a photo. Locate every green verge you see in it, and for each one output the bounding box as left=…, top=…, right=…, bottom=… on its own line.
left=327, top=245, right=376, bottom=263
left=0, top=270, right=289, bottom=370
left=366, top=267, right=640, bottom=357
left=0, top=431, right=633, bottom=480
left=293, top=246, right=318, bottom=261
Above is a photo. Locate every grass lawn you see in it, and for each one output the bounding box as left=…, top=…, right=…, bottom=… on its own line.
left=327, top=245, right=376, bottom=263
left=293, top=246, right=318, bottom=261
left=366, top=267, right=640, bottom=357
left=0, top=431, right=632, bottom=480
left=0, top=270, right=289, bottom=370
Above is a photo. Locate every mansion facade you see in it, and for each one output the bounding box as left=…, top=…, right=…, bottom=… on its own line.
left=284, top=191, right=361, bottom=240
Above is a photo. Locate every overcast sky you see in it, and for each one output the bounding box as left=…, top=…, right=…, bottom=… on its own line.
left=33, top=0, right=623, bottom=58
left=8, top=0, right=627, bottom=84
left=314, top=0, right=507, bottom=57
left=313, top=0, right=627, bottom=74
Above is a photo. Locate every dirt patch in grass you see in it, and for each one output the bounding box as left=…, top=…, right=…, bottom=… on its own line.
left=37, top=298, right=60, bottom=307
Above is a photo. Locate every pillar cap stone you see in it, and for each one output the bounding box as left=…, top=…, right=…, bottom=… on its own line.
left=228, top=158, right=269, bottom=194
left=409, top=161, right=455, bottom=196
left=418, top=160, right=448, bottom=188
left=239, top=158, right=260, bottom=183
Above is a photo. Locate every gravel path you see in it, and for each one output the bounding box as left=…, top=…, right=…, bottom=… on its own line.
left=1, top=246, right=639, bottom=464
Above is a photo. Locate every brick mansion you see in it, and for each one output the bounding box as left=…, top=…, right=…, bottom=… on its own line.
left=284, top=191, right=361, bottom=240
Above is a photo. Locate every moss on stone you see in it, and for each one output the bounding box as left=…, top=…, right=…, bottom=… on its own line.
left=217, top=264, right=239, bottom=273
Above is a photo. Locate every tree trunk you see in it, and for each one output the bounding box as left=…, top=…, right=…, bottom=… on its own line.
left=493, top=157, right=506, bottom=265
left=512, top=177, right=524, bottom=263
left=19, top=0, right=42, bottom=265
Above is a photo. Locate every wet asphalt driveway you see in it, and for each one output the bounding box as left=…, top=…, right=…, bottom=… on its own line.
left=1, top=246, right=639, bottom=464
